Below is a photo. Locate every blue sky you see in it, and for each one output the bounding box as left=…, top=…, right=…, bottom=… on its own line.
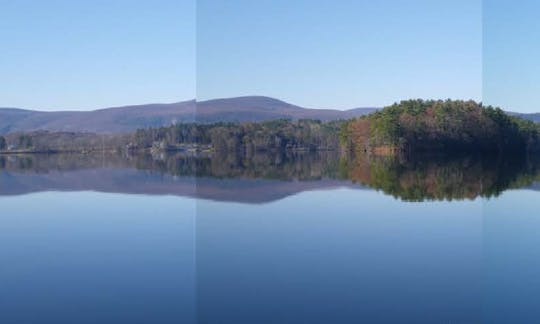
left=483, top=0, right=540, bottom=113
left=198, top=0, right=482, bottom=109
left=0, top=0, right=195, bottom=111
left=1, top=1, right=538, bottom=112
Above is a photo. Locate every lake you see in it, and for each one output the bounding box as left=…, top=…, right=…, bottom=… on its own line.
left=0, top=152, right=539, bottom=323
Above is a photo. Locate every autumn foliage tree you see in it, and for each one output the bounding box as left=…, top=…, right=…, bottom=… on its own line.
left=341, top=99, right=540, bottom=153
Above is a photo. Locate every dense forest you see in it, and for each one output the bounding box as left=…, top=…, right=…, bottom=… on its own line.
left=0, top=132, right=131, bottom=153
left=2, top=100, right=540, bottom=156
left=133, top=119, right=343, bottom=153
left=340, top=99, right=540, bottom=154
left=0, top=119, right=343, bottom=154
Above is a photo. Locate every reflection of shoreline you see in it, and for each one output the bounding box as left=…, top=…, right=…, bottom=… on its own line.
left=0, top=151, right=343, bottom=181
left=345, top=153, right=540, bottom=201
left=0, top=168, right=364, bottom=204
left=1, top=152, right=540, bottom=202
left=0, top=152, right=363, bottom=204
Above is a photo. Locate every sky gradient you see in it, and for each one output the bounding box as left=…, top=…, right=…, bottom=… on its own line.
left=0, top=0, right=195, bottom=111
left=1, top=1, right=538, bottom=112
left=483, top=0, right=540, bottom=113
left=198, top=0, right=482, bottom=110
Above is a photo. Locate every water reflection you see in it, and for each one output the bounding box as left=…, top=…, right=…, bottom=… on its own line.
left=1, top=152, right=539, bottom=202
left=2, top=152, right=540, bottom=322
left=344, top=153, right=540, bottom=201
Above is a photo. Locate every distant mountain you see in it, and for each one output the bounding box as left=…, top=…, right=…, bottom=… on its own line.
left=0, top=101, right=196, bottom=134
left=195, top=96, right=377, bottom=123
left=507, top=112, right=540, bottom=123
left=0, top=96, right=377, bottom=134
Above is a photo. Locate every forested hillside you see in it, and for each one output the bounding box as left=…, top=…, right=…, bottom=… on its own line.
left=340, top=99, right=540, bottom=154
left=2, top=99, right=540, bottom=155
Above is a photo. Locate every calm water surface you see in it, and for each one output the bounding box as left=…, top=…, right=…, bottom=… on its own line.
left=0, top=153, right=539, bottom=323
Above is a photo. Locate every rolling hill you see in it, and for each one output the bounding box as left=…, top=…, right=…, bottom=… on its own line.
left=0, top=101, right=196, bottom=134
left=0, top=96, right=377, bottom=134
left=508, top=112, right=540, bottom=123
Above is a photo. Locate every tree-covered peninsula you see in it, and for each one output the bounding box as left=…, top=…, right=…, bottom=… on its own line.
left=340, top=99, right=540, bottom=154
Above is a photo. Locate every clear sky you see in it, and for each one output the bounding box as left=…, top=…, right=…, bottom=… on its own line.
left=198, top=0, right=482, bottom=109
left=0, top=0, right=195, bottom=111
left=2, top=1, right=538, bottom=113
left=483, top=0, right=540, bottom=113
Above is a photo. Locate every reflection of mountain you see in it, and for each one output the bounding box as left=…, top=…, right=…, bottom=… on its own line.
left=0, top=169, right=364, bottom=204
left=0, top=168, right=195, bottom=197
left=1, top=152, right=540, bottom=203
left=194, top=178, right=362, bottom=203
left=0, top=153, right=363, bottom=203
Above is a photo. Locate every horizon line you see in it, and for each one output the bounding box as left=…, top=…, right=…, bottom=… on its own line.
left=0, top=95, right=521, bottom=113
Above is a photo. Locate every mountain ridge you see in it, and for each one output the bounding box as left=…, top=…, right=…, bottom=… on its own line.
left=2, top=96, right=538, bottom=135
left=0, top=96, right=377, bottom=134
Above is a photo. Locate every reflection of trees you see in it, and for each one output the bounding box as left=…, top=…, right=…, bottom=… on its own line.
left=0, top=152, right=343, bottom=181
left=0, top=153, right=141, bottom=174
left=344, top=153, right=540, bottom=201
left=2, top=152, right=540, bottom=201
left=134, top=151, right=343, bottom=181
left=194, top=151, right=342, bottom=180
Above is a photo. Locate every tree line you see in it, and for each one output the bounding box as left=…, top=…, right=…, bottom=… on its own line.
left=340, top=99, right=540, bottom=154
left=0, top=119, right=343, bottom=154
left=132, top=119, right=343, bottom=153
left=2, top=100, right=540, bottom=155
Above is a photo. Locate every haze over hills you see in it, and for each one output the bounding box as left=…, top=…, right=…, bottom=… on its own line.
left=1, top=96, right=538, bottom=135
left=0, top=96, right=377, bottom=134
left=508, top=112, right=540, bottom=123
left=194, top=96, right=378, bottom=123
left=0, top=101, right=196, bottom=135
